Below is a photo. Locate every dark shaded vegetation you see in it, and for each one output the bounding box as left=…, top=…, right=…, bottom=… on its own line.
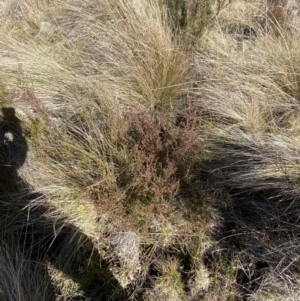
left=0, top=107, right=129, bottom=301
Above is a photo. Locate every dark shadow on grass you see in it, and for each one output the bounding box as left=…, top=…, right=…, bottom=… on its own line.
left=201, top=143, right=300, bottom=300
left=0, top=107, right=129, bottom=301
left=0, top=107, right=28, bottom=192
left=182, top=153, right=273, bottom=300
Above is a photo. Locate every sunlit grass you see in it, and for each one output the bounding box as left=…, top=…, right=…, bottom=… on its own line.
left=1, top=0, right=300, bottom=300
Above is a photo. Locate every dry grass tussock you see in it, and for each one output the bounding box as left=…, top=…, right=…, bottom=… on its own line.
left=194, top=0, right=300, bottom=299
left=0, top=0, right=300, bottom=300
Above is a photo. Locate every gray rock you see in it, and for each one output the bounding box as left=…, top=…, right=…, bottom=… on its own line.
left=108, top=231, right=140, bottom=258
left=107, top=232, right=141, bottom=287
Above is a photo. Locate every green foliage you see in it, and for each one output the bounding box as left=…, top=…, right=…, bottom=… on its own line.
left=163, top=0, right=214, bottom=39
left=24, top=119, right=44, bottom=144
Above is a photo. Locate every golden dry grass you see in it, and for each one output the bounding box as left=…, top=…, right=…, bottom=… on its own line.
left=0, top=0, right=300, bottom=300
